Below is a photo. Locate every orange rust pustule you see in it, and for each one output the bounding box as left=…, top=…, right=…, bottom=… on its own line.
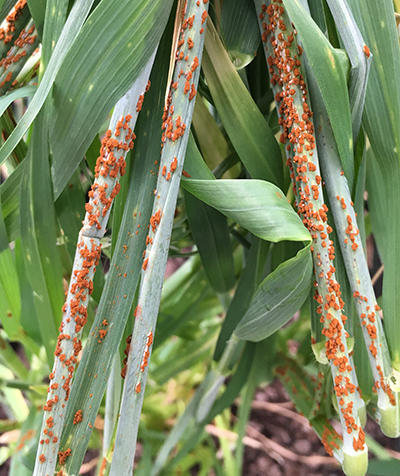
left=73, top=410, right=83, bottom=425
left=58, top=448, right=72, bottom=466
left=150, top=210, right=162, bottom=233
left=121, top=335, right=132, bottom=379
left=140, top=332, right=154, bottom=373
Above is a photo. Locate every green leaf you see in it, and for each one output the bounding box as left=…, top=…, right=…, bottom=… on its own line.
left=55, top=169, right=86, bottom=261
left=0, top=0, right=97, bottom=169
left=0, top=0, right=14, bottom=21
left=308, top=0, right=329, bottom=37
left=153, top=328, right=217, bottom=385
left=214, top=237, right=269, bottom=361
left=367, top=459, right=400, bottom=476
left=325, top=0, right=371, bottom=146
left=234, top=244, right=312, bottom=341
left=185, top=191, right=235, bottom=293
left=184, top=133, right=216, bottom=181
left=41, top=0, right=69, bottom=69
left=203, top=19, right=283, bottom=188
left=0, top=85, right=37, bottom=118
left=221, top=0, right=260, bottom=69
left=27, top=0, right=47, bottom=38
left=1, top=162, right=26, bottom=241
left=182, top=178, right=311, bottom=243
left=0, top=188, right=20, bottom=329
left=14, top=239, right=42, bottom=345
left=192, top=97, right=232, bottom=175
left=282, top=0, right=354, bottom=191
left=19, top=113, right=63, bottom=367
left=50, top=0, right=174, bottom=198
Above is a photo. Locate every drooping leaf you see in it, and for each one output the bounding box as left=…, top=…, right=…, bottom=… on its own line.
left=221, top=0, right=260, bottom=69
left=203, top=19, right=283, bottom=188
left=214, top=237, right=269, bottom=361
left=0, top=0, right=97, bottom=169
left=182, top=178, right=311, bottom=243
left=185, top=190, right=235, bottom=294
left=234, top=244, right=312, bottom=341
left=50, top=0, right=174, bottom=198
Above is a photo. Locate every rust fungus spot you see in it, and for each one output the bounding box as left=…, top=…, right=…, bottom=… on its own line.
left=73, top=410, right=83, bottom=425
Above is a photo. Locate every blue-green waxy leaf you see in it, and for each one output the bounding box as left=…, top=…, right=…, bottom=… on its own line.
left=109, top=4, right=209, bottom=474
left=282, top=0, right=354, bottom=191
left=325, top=0, right=371, bottom=147
left=185, top=190, right=235, bottom=294
left=182, top=178, right=311, bottom=243
left=234, top=244, right=312, bottom=341
left=347, top=0, right=400, bottom=371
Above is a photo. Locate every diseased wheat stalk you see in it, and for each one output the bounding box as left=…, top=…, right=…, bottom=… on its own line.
left=109, top=1, right=209, bottom=474
left=256, top=1, right=368, bottom=473
left=32, top=60, right=155, bottom=476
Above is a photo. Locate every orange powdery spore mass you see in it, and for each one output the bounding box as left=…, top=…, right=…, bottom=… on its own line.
left=121, top=335, right=132, bottom=379
left=73, top=410, right=83, bottom=425
left=140, top=332, right=154, bottom=372
left=189, top=84, right=197, bottom=101
left=261, top=0, right=363, bottom=446
left=150, top=210, right=162, bottom=233
left=39, top=454, right=46, bottom=463
left=135, top=382, right=141, bottom=394
left=136, top=94, right=144, bottom=112
left=58, top=448, right=72, bottom=466
left=184, top=80, right=190, bottom=94
left=99, top=457, right=107, bottom=476
left=363, top=45, right=370, bottom=58
left=170, top=157, right=178, bottom=172
left=46, top=416, right=54, bottom=428
left=321, top=425, right=343, bottom=456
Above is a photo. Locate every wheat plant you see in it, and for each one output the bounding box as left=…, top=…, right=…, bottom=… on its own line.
left=0, top=0, right=400, bottom=475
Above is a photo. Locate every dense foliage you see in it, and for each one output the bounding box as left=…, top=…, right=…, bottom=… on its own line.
left=0, top=0, right=400, bottom=475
